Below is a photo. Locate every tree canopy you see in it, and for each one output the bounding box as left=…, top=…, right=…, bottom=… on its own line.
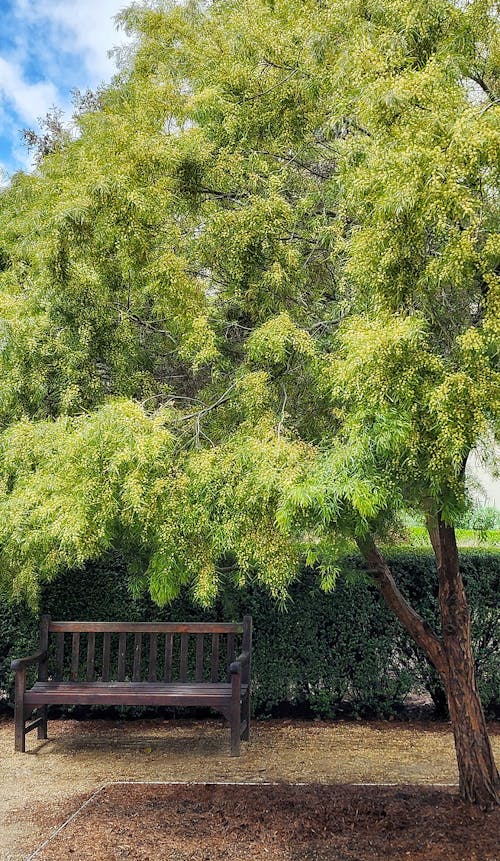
left=1, top=0, right=499, bottom=807
left=0, top=0, right=498, bottom=606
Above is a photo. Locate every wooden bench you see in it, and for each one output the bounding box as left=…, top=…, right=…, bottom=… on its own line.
left=11, top=615, right=252, bottom=756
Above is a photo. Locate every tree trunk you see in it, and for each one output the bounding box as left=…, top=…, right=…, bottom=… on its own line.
left=431, top=518, right=499, bottom=809
left=357, top=529, right=499, bottom=810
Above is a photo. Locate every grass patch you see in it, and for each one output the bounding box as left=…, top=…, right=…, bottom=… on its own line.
left=405, top=527, right=500, bottom=551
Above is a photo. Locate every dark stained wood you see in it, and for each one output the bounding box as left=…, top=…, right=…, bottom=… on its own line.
left=49, top=621, right=243, bottom=634
left=117, top=633, right=127, bottom=681
left=164, top=633, right=173, bottom=682
left=231, top=670, right=241, bottom=756
left=24, top=716, right=45, bottom=734
left=148, top=633, right=158, bottom=682
left=211, top=633, right=219, bottom=682
left=133, top=633, right=142, bottom=682
left=28, top=682, right=246, bottom=693
left=37, top=705, right=48, bottom=740
left=102, top=633, right=111, bottom=682
left=55, top=633, right=65, bottom=681
left=241, top=616, right=252, bottom=737
left=86, top=632, right=96, bottom=682
left=179, top=633, right=188, bottom=682
left=226, top=634, right=235, bottom=682
left=241, top=615, right=252, bottom=686
left=70, top=633, right=80, bottom=681
left=39, top=615, right=51, bottom=682
left=13, top=616, right=252, bottom=756
left=14, top=667, right=26, bottom=752
left=11, top=651, right=46, bottom=671
left=195, top=634, right=204, bottom=682
left=25, top=681, right=249, bottom=708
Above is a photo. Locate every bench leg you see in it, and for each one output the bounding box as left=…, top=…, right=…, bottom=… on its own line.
left=230, top=671, right=242, bottom=756
left=37, top=705, right=48, bottom=740
left=14, top=670, right=26, bottom=752
left=230, top=705, right=241, bottom=757
left=14, top=700, right=26, bottom=752
left=241, top=688, right=250, bottom=742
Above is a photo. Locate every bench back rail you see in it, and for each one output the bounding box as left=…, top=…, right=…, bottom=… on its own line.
left=40, top=618, right=249, bottom=686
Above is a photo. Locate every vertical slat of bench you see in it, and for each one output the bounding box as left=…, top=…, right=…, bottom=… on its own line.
left=102, top=633, right=111, bottom=682
left=55, top=633, right=65, bottom=681
left=133, top=633, right=142, bottom=682
left=164, top=633, right=173, bottom=682
left=148, top=634, right=158, bottom=682
left=118, top=633, right=127, bottom=681
left=86, top=632, right=96, bottom=682
left=195, top=634, right=204, bottom=682
left=211, top=634, right=219, bottom=682
left=180, top=633, right=188, bottom=682
left=71, top=633, right=80, bottom=681
left=39, top=615, right=50, bottom=682
left=241, top=615, right=252, bottom=686
left=226, top=633, right=235, bottom=681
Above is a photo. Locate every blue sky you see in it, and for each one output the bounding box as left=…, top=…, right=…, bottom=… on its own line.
left=0, top=0, right=130, bottom=182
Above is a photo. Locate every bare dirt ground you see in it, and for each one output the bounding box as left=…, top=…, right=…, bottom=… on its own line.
left=31, top=783, right=500, bottom=861
left=1, top=715, right=499, bottom=861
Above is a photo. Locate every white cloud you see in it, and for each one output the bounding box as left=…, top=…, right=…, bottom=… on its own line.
left=0, top=0, right=133, bottom=177
left=13, top=0, right=130, bottom=83
left=0, top=56, right=60, bottom=125
left=0, top=162, right=9, bottom=187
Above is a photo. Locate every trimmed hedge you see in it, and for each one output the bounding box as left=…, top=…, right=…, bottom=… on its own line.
left=1, top=552, right=498, bottom=718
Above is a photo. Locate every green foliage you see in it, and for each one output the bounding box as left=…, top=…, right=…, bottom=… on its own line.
left=1, top=552, right=498, bottom=718
left=0, top=401, right=175, bottom=603
left=458, top=505, right=500, bottom=532
left=386, top=550, right=500, bottom=717
left=0, top=0, right=498, bottom=608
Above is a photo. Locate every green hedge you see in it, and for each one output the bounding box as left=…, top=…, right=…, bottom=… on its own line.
left=1, top=552, right=498, bottom=718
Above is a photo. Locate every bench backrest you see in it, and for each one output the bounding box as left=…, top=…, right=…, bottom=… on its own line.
left=38, top=616, right=252, bottom=685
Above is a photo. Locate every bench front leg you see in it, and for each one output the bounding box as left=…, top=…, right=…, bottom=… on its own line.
left=11, top=648, right=48, bottom=751
left=241, top=686, right=250, bottom=742
left=230, top=669, right=241, bottom=756
left=14, top=668, right=26, bottom=752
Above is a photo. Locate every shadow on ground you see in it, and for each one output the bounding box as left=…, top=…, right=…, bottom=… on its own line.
left=1, top=716, right=498, bottom=860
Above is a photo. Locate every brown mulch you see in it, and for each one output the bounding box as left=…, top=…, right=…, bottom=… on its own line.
left=33, top=783, right=499, bottom=861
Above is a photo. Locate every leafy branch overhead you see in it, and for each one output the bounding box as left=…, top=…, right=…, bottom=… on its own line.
left=0, top=0, right=498, bottom=606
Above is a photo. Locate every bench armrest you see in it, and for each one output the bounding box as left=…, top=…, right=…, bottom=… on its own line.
left=229, top=651, right=250, bottom=675
left=11, top=650, right=47, bottom=672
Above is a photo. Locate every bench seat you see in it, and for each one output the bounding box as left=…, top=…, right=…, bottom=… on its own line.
left=25, top=681, right=249, bottom=708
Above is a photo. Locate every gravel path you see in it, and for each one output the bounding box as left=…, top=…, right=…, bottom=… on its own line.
left=1, top=715, right=498, bottom=860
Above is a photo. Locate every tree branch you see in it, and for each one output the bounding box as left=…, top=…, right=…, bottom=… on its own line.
left=142, top=393, right=207, bottom=408
left=178, top=383, right=237, bottom=423
left=198, top=187, right=249, bottom=202
left=243, top=68, right=299, bottom=102
left=255, top=149, right=336, bottom=180
left=115, top=304, right=176, bottom=343
left=260, top=57, right=298, bottom=72
left=469, top=74, right=499, bottom=103
left=479, top=98, right=500, bottom=117
left=356, top=533, right=446, bottom=676
left=276, top=386, right=288, bottom=438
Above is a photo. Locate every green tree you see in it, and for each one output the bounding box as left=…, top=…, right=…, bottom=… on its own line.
left=0, top=0, right=499, bottom=806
